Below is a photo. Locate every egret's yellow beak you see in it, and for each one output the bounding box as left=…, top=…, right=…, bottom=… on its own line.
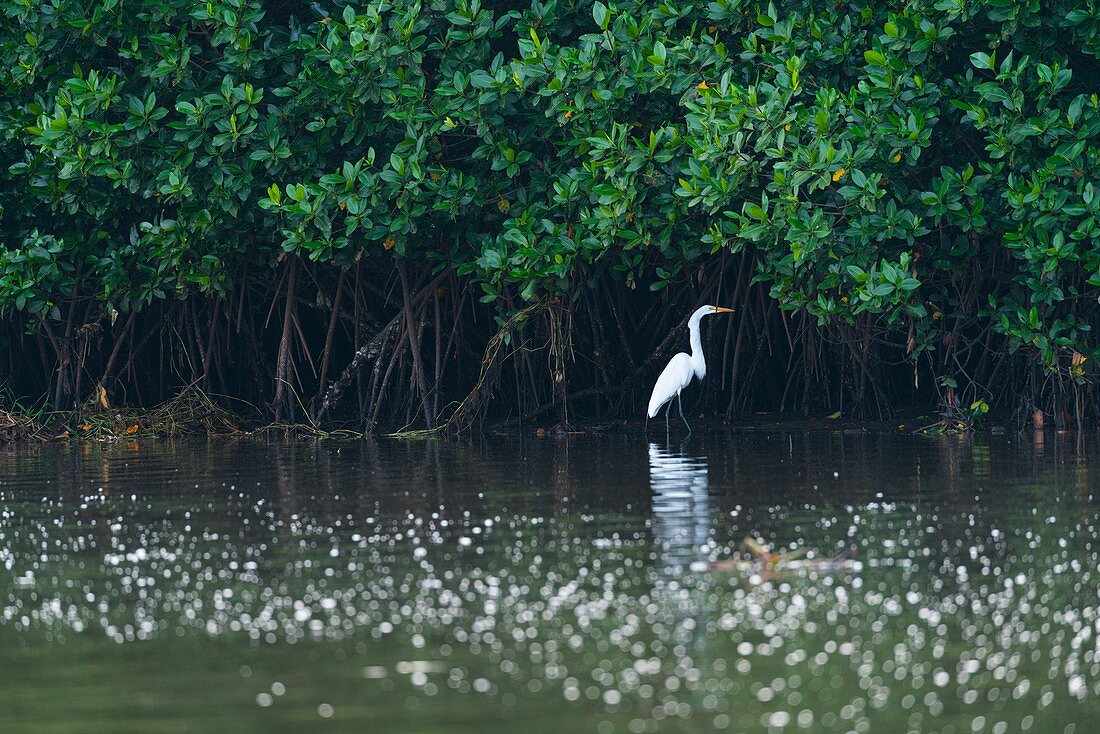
left=713, top=306, right=735, bottom=313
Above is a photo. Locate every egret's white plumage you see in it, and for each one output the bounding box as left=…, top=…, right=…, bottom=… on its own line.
left=647, top=304, right=734, bottom=432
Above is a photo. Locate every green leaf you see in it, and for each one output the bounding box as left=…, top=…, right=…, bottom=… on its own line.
left=864, top=50, right=887, bottom=67
left=969, top=51, right=993, bottom=70
left=592, top=1, right=610, bottom=30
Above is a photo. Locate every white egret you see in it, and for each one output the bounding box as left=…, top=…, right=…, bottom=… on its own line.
left=647, top=305, right=734, bottom=433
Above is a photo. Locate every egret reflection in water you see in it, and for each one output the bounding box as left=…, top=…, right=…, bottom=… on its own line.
left=648, top=441, right=711, bottom=572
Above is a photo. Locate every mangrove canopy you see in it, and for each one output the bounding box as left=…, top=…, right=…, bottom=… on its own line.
left=1, top=0, right=1098, bottom=431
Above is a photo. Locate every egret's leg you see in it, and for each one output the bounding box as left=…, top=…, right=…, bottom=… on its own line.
left=664, top=401, right=671, bottom=438
left=677, top=392, right=691, bottom=434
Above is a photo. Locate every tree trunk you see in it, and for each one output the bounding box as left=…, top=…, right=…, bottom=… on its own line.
left=273, top=257, right=299, bottom=423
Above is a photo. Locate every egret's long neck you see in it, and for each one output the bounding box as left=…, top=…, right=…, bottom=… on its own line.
left=688, top=315, right=705, bottom=375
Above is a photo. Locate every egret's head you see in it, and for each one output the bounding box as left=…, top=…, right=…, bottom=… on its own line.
left=689, top=304, right=735, bottom=324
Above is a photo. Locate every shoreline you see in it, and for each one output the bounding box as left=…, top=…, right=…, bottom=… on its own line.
left=0, top=402, right=1054, bottom=444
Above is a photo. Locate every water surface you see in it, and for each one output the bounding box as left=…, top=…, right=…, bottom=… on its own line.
left=1, top=432, right=1098, bottom=733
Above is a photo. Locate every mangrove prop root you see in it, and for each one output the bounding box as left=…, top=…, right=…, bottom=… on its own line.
left=3, top=257, right=1097, bottom=435
left=317, top=313, right=399, bottom=423
left=273, top=257, right=299, bottom=423
left=315, top=271, right=448, bottom=423
left=445, top=301, right=549, bottom=434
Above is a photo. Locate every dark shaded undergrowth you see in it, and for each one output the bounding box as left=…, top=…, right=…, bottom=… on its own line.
left=2, top=254, right=1096, bottom=441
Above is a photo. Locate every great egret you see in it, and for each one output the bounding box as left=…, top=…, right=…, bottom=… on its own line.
left=647, top=305, right=734, bottom=433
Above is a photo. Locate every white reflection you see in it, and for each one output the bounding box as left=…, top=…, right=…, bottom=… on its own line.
left=648, top=442, right=710, bottom=573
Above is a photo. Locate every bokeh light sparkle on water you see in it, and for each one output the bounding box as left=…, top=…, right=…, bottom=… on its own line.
left=0, top=432, right=1097, bottom=733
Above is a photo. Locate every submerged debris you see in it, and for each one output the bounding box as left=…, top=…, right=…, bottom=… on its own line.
left=139, top=386, right=241, bottom=436
left=0, top=407, right=40, bottom=442
left=54, top=385, right=241, bottom=441
left=698, top=537, right=862, bottom=578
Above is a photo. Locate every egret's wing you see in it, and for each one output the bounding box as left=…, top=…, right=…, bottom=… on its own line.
left=648, top=353, right=693, bottom=417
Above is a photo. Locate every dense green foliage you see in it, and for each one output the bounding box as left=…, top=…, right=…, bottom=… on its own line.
left=1, top=0, right=1098, bottom=425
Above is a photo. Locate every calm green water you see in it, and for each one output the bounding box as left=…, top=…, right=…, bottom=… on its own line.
left=1, top=432, right=1097, bottom=733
